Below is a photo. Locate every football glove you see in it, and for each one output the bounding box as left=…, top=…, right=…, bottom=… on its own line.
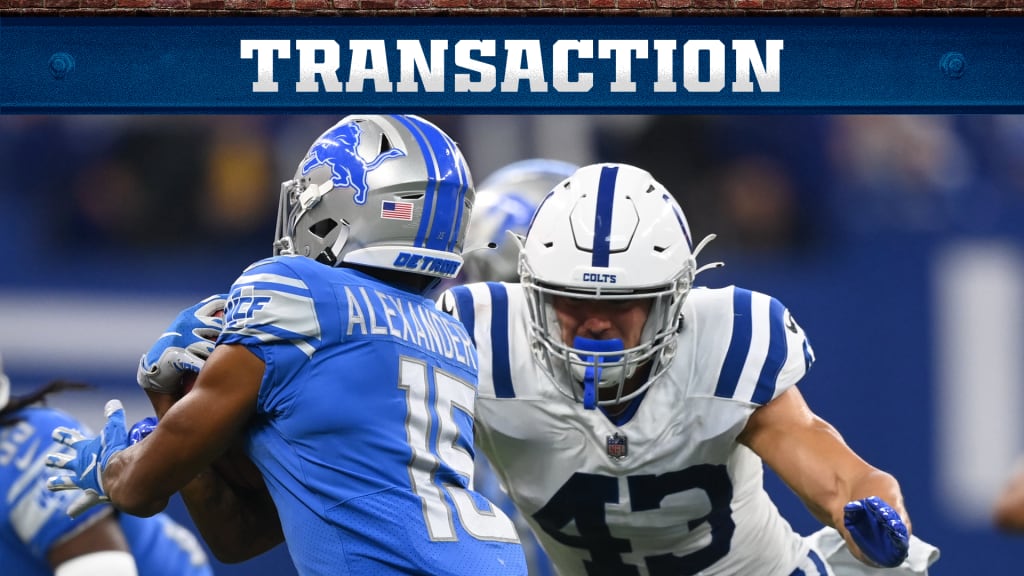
left=843, top=496, right=910, bottom=568
left=45, top=399, right=130, bottom=518
left=128, top=416, right=158, bottom=446
left=137, top=294, right=227, bottom=394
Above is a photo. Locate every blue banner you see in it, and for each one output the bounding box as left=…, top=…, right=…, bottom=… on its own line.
left=1, top=17, right=1022, bottom=113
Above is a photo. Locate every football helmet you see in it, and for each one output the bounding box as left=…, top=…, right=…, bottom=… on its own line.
left=519, top=163, right=720, bottom=408
left=462, top=159, right=578, bottom=283
left=274, top=115, right=474, bottom=282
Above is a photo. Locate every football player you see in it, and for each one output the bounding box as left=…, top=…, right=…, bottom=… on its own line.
left=0, top=354, right=211, bottom=576
left=44, top=115, right=527, bottom=576
left=458, top=158, right=578, bottom=576
left=438, top=162, right=941, bottom=575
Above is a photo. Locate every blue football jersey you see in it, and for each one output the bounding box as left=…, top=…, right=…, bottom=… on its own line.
left=219, top=255, right=525, bottom=576
left=0, top=407, right=212, bottom=576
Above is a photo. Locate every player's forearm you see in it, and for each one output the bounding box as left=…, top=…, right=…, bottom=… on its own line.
left=835, top=468, right=909, bottom=532
left=178, top=464, right=284, bottom=563
left=100, top=448, right=172, bottom=517
left=103, top=412, right=233, bottom=515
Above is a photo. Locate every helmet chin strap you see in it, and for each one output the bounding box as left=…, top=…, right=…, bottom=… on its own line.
left=571, top=337, right=625, bottom=410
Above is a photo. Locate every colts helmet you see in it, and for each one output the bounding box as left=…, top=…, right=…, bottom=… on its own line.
left=274, top=115, right=474, bottom=284
left=462, top=159, right=578, bottom=283
left=519, top=163, right=720, bottom=408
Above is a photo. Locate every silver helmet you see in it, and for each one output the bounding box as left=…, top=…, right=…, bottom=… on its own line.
left=462, top=159, right=578, bottom=283
left=274, top=115, right=474, bottom=281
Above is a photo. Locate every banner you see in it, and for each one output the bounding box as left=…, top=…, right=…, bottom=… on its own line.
left=2, top=17, right=1022, bottom=112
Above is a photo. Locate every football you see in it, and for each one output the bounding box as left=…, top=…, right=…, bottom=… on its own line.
left=182, top=371, right=198, bottom=395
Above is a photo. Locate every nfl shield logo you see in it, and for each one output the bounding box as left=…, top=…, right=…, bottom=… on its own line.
left=606, top=432, right=628, bottom=460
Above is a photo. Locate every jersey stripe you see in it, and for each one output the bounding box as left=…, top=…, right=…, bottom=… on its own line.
left=803, top=339, right=815, bottom=373
left=788, top=548, right=829, bottom=576
left=235, top=271, right=309, bottom=291
left=486, top=282, right=515, bottom=398
left=752, top=297, right=788, bottom=405
left=592, top=165, right=618, bottom=267
left=714, top=287, right=753, bottom=399
left=450, top=286, right=476, bottom=346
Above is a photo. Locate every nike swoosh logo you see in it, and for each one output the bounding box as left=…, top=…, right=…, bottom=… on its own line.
left=14, top=439, right=40, bottom=471
left=785, top=313, right=799, bottom=334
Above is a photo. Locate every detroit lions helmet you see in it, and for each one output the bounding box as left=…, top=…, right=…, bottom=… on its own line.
left=462, top=159, right=578, bottom=283
left=519, top=163, right=721, bottom=408
left=274, top=115, right=474, bottom=282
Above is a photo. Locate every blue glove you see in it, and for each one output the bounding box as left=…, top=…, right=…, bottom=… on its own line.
left=45, top=399, right=130, bottom=518
left=843, top=496, right=910, bottom=568
left=128, top=416, right=159, bottom=446
left=137, top=294, right=227, bottom=394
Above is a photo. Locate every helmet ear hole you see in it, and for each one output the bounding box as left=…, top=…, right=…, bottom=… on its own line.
left=378, top=133, right=394, bottom=154
left=309, top=219, right=338, bottom=240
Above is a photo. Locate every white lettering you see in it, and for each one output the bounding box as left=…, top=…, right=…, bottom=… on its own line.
left=454, top=40, right=496, bottom=92
left=599, top=39, right=647, bottom=93
left=295, top=39, right=344, bottom=93
left=683, top=39, right=726, bottom=93
left=501, top=40, right=548, bottom=93
left=552, top=40, right=593, bottom=93
left=348, top=39, right=393, bottom=93
left=240, top=39, right=290, bottom=93
left=731, top=39, right=783, bottom=93
left=397, top=39, right=448, bottom=93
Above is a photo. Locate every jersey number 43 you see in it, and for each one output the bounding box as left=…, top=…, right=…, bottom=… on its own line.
left=534, top=466, right=735, bottom=575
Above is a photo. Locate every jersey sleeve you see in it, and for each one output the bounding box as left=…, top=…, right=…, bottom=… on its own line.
left=437, top=285, right=477, bottom=346
left=219, top=256, right=325, bottom=416
left=708, top=286, right=816, bottom=406
left=1, top=409, right=111, bottom=560
left=437, top=282, right=519, bottom=400
left=219, top=257, right=323, bottom=356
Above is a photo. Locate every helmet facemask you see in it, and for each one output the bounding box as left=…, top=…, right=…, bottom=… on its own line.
left=517, top=163, right=721, bottom=409
left=521, top=253, right=695, bottom=409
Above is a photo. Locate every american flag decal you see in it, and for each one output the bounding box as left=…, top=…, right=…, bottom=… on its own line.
left=381, top=200, right=414, bottom=221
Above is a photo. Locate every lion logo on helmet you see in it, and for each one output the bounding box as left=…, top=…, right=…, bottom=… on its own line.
left=300, top=122, right=406, bottom=205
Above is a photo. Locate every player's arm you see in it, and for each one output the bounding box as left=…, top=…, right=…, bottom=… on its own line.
left=97, top=344, right=258, bottom=516
left=738, top=386, right=910, bottom=568
left=993, top=460, right=1024, bottom=532
left=145, top=388, right=284, bottom=563
left=47, top=513, right=138, bottom=576
left=131, top=294, right=283, bottom=561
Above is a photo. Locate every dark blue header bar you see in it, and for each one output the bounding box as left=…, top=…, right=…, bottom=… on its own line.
left=1, top=17, right=1020, bottom=113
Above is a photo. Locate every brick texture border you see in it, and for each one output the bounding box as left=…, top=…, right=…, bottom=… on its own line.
left=1, top=0, right=1022, bottom=14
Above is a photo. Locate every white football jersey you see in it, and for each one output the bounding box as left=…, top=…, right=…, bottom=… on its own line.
left=440, top=282, right=828, bottom=576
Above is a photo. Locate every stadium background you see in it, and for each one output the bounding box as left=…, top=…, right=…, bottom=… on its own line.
left=2, top=114, right=1022, bottom=573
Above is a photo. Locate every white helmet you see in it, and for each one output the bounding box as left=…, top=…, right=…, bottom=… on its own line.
left=519, top=163, right=720, bottom=408
left=274, top=115, right=474, bottom=283
left=462, top=159, right=579, bottom=283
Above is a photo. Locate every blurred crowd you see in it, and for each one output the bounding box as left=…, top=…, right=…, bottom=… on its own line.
left=3, top=114, right=1024, bottom=286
